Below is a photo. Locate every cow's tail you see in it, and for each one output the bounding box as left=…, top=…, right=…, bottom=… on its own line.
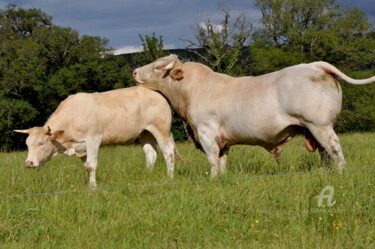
left=170, top=133, right=186, bottom=165
left=313, top=61, right=375, bottom=85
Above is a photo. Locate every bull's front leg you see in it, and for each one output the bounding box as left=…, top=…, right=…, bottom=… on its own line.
left=198, top=127, right=221, bottom=178
left=83, top=135, right=102, bottom=188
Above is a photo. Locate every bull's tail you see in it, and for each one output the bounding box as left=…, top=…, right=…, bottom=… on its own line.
left=170, top=133, right=186, bottom=165
left=313, top=61, right=375, bottom=85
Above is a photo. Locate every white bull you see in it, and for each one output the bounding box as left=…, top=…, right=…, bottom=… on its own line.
left=133, top=54, right=375, bottom=177
left=15, top=86, right=177, bottom=187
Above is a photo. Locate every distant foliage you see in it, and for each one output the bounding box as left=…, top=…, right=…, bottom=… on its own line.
left=183, top=8, right=252, bottom=76
left=336, top=71, right=375, bottom=133
left=0, top=4, right=132, bottom=150
left=251, top=0, right=375, bottom=74
left=134, top=33, right=166, bottom=66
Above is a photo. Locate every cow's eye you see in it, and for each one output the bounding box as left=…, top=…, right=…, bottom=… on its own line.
left=38, top=142, right=44, bottom=148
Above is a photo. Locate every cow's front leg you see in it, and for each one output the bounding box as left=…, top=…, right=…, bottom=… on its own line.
left=198, top=127, right=221, bottom=178
left=219, top=148, right=229, bottom=174
left=83, top=136, right=102, bottom=188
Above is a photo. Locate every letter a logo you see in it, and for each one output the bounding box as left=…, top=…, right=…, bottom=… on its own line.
left=315, top=186, right=336, bottom=207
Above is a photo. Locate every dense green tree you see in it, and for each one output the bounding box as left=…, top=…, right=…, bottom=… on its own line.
left=0, top=4, right=132, bottom=150
left=133, top=33, right=166, bottom=66
left=183, top=8, right=252, bottom=75
left=251, top=0, right=375, bottom=74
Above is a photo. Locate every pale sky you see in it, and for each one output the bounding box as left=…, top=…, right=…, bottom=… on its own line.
left=1, top=0, right=374, bottom=54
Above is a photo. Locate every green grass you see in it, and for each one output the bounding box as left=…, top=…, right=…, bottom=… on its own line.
left=0, top=134, right=374, bottom=248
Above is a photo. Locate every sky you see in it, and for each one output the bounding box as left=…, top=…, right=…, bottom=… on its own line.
left=0, top=0, right=374, bottom=55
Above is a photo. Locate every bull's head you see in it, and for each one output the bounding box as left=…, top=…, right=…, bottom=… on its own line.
left=133, top=54, right=184, bottom=90
left=14, top=127, right=65, bottom=168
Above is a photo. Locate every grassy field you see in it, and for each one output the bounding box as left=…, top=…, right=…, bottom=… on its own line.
left=0, top=133, right=374, bottom=248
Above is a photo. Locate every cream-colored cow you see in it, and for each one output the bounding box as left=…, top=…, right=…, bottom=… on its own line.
left=133, top=54, right=375, bottom=177
left=15, top=86, right=177, bottom=187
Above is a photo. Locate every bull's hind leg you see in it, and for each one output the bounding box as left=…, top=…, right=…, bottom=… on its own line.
left=146, top=127, right=175, bottom=178
left=306, top=125, right=345, bottom=172
left=318, top=145, right=333, bottom=168
left=139, top=131, right=158, bottom=171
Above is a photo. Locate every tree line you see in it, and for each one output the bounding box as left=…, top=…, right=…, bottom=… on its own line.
left=1, top=1, right=375, bottom=151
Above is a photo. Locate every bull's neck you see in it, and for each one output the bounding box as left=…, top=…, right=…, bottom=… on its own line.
left=159, top=82, right=190, bottom=121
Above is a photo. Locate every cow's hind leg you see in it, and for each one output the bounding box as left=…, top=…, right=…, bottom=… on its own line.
left=146, top=127, right=175, bottom=178
left=219, top=148, right=229, bottom=174
left=83, top=135, right=102, bottom=188
left=139, top=131, right=158, bottom=171
left=306, top=125, right=345, bottom=172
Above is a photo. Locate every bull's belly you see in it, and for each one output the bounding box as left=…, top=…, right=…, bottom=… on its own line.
left=224, top=124, right=302, bottom=148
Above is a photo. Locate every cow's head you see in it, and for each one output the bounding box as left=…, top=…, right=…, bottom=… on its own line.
left=14, top=127, right=65, bottom=168
left=133, top=54, right=184, bottom=90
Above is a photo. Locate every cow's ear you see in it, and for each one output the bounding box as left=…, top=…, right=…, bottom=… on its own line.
left=14, top=129, right=30, bottom=134
left=50, top=130, right=65, bottom=141
left=170, top=68, right=184, bottom=80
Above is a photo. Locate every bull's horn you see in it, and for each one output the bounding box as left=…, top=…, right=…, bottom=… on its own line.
left=46, top=126, right=52, bottom=136
left=164, top=61, right=176, bottom=70
left=14, top=129, right=30, bottom=134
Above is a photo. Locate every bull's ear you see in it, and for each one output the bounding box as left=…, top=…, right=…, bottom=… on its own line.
left=170, top=68, right=184, bottom=80
left=50, top=130, right=65, bottom=141
left=14, top=129, right=30, bottom=134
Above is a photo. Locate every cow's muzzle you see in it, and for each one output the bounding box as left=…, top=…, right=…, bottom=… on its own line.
left=25, top=161, right=37, bottom=168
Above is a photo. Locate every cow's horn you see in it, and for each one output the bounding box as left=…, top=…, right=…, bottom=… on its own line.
left=14, top=129, right=30, bottom=134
